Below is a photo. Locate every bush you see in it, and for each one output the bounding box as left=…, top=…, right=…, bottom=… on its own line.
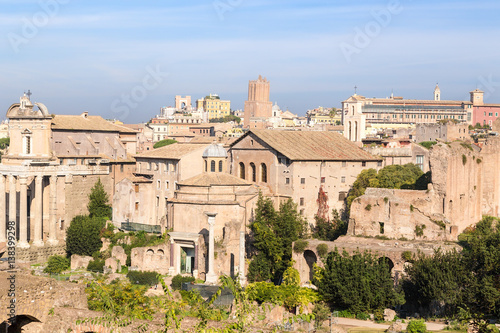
left=407, top=319, right=427, bottom=333
left=356, top=312, right=370, bottom=320
left=171, top=274, right=195, bottom=290
left=153, top=139, right=177, bottom=149
left=44, top=255, right=70, bottom=274
left=317, top=243, right=328, bottom=258
left=126, top=270, right=159, bottom=286
left=313, top=302, right=330, bottom=329
left=419, top=141, right=437, bottom=149
left=87, top=259, right=105, bottom=273
left=66, top=215, right=106, bottom=257
left=293, top=240, right=308, bottom=253
left=282, top=266, right=300, bottom=287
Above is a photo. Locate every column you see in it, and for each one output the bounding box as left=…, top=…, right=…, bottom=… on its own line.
left=238, top=231, right=246, bottom=286
left=205, top=212, right=218, bottom=284
left=8, top=176, right=16, bottom=234
left=47, top=175, right=58, bottom=246
left=193, top=243, right=199, bottom=279
left=33, top=176, right=44, bottom=247
left=0, top=176, right=6, bottom=243
left=18, top=176, right=29, bottom=248
left=168, top=239, right=175, bottom=276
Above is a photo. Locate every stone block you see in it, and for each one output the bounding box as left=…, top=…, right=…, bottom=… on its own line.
left=384, top=308, right=396, bottom=322
left=105, top=257, right=120, bottom=273
left=111, top=245, right=127, bottom=266
left=71, top=254, right=93, bottom=270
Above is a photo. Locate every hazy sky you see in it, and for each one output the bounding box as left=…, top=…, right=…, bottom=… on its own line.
left=1, top=0, right=499, bottom=123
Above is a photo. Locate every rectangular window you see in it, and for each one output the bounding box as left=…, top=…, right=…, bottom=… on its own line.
left=285, top=178, right=290, bottom=185
left=416, top=155, right=424, bottom=171
left=300, top=209, right=305, bottom=216
left=157, top=180, right=161, bottom=190
left=120, top=164, right=124, bottom=172
left=165, top=181, right=169, bottom=189
left=135, top=184, right=139, bottom=193
left=342, top=161, right=347, bottom=167
left=341, top=176, right=346, bottom=183
left=321, top=177, right=325, bottom=183
left=300, top=198, right=305, bottom=206
left=377, top=161, right=382, bottom=167
left=300, top=178, right=305, bottom=184
left=489, top=112, right=493, bottom=117
left=135, top=202, right=139, bottom=211
left=362, top=161, right=366, bottom=167
left=338, top=191, right=347, bottom=201
left=156, top=196, right=159, bottom=207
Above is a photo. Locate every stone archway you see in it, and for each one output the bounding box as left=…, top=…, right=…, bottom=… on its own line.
left=0, top=314, right=41, bottom=333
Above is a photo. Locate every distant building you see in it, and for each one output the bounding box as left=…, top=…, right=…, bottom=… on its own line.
left=243, top=75, right=273, bottom=129
left=470, top=89, right=500, bottom=127
left=196, top=94, right=231, bottom=120
left=415, top=122, right=469, bottom=143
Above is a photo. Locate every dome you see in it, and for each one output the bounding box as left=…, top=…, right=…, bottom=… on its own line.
left=202, top=142, right=227, bottom=158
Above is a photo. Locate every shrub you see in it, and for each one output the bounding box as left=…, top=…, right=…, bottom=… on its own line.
left=126, top=270, right=159, bottom=286
left=356, top=312, right=370, bottom=320
left=171, top=274, right=195, bottom=290
left=401, top=251, right=413, bottom=262
left=462, top=154, right=467, bottom=165
left=316, top=243, right=328, bottom=258
left=419, top=141, right=437, bottom=149
left=66, top=215, right=106, bottom=257
left=153, top=139, right=177, bottom=149
left=87, top=259, right=105, bottom=273
left=293, top=240, right=308, bottom=253
left=313, top=302, right=330, bottom=329
left=407, top=319, right=427, bottom=333
left=365, top=204, right=372, bottom=211
left=415, top=224, right=426, bottom=237
left=44, top=255, right=70, bottom=274
left=282, top=266, right=300, bottom=287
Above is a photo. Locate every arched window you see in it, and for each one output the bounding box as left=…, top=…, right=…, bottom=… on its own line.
left=239, top=162, right=245, bottom=179
left=261, top=163, right=267, bottom=182
left=205, top=160, right=207, bottom=172
left=250, top=163, right=256, bottom=182
left=219, top=160, right=223, bottom=172
left=211, top=160, right=216, bottom=172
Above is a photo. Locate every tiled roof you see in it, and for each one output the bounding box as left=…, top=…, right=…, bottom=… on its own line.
left=178, top=172, right=251, bottom=186
left=51, top=115, right=137, bottom=133
left=135, top=143, right=208, bottom=160
left=235, top=130, right=381, bottom=161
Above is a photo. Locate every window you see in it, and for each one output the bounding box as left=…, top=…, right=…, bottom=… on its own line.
left=205, top=160, right=207, bottom=172
left=148, top=162, right=151, bottom=170
left=321, top=177, right=325, bottom=183
left=341, top=176, right=346, bottom=183
left=300, top=198, right=304, bottom=206
left=211, top=160, right=216, bottom=172
left=362, top=161, right=366, bottom=167
left=342, top=161, right=347, bottom=167
left=157, top=180, right=161, bottom=189
left=416, top=155, right=424, bottom=171
left=156, top=196, right=159, bottom=207
left=250, top=163, right=256, bottom=182
left=165, top=181, right=169, bottom=189
left=285, top=177, right=290, bottom=185
left=300, top=178, right=305, bottom=184
left=239, top=162, right=245, bottom=179
left=300, top=209, right=305, bottom=216
left=219, top=160, right=223, bottom=172
left=261, top=163, right=267, bottom=183
left=135, top=202, right=139, bottom=211
left=166, top=162, right=170, bottom=173
left=135, top=184, right=139, bottom=193
left=338, top=191, right=347, bottom=201
left=120, top=164, right=124, bottom=172
left=377, top=161, right=382, bottom=167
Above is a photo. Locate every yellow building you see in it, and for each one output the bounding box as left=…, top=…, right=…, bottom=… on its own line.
left=197, top=94, right=231, bottom=119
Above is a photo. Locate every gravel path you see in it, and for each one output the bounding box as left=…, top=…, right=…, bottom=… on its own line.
left=335, top=317, right=447, bottom=331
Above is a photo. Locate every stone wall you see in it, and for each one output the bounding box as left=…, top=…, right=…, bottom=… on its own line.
left=16, top=244, right=66, bottom=264
left=131, top=244, right=170, bottom=274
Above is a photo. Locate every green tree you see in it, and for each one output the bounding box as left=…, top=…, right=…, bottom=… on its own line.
left=66, top=215, right=106, bottom=256
left=44, top=255, right=70, bottom=274
left=315, top=249, right=404, bottom=313
left=0, top=137, right=10, bottom=149
left=153, top=139, right=177, bottom=149
left=248, top=194, right=306, bottom=282
left=87, top=178, right=111, bottom=219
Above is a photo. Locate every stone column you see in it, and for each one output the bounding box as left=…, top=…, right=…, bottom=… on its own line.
left=205, top=212, right=218, bottom=284
left=193, top=243, right=199, bottom=279
left=47, top=175, right=59, bottom=246
left=0, top=176, right=6, bottom=243
left=8, top=176, right=16, bottom=232
left=168, top=239, right=175, bottom=276
left=238, top=231, right=246, bottom=286
left=18, top=177, right=29, bottom=248
left=33, top=176, right=44, bottom=247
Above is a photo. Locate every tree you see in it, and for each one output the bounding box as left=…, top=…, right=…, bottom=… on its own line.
left=66, top=215, right=106, bottom=256
left=44, top=255, right=70, bottom=274
left=248, top=194, right=306, bottom=282
left=315, top=249, right=404, bottom=313
left=88, top=178, right=111, bottom=219
left=153, top=139, right=177, bottom=149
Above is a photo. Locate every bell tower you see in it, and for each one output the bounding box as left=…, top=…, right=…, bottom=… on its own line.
left=434, top=84, right=441, bottom=101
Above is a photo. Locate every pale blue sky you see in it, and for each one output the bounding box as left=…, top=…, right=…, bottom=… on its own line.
left=1, top=0, right=499, bottom=122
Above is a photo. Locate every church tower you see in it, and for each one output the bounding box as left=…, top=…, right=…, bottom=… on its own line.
left=434, top=84, right=441, bottom=101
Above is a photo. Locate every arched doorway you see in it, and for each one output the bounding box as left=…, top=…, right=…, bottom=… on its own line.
left=0, top=315, right=41, bottom=333
left=303, top=250, right=317, bottom=282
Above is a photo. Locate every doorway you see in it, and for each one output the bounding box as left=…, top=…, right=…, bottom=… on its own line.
left=180, top=247, right=195, bottom=274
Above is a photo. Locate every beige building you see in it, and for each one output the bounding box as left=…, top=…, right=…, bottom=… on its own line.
left=229, top=130, right=383, bottom=224
left=0, top=94, right=136, bottom=261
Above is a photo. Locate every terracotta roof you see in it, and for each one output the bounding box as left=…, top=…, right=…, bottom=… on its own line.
left=234, top=130, right=381, bottom=161
left=178, top=172, right=252, bottom=186
left=51, top=114, right=137, bottom=133
left=187, top=136, right=237, bottom=146
left=135, top=143, right=208, bottom=160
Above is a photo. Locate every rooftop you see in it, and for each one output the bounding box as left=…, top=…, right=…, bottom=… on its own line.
left=135, top=143, right=208, bottom=160
left=233, top=129, right=381, bottom=161
left=178, top=172, right=251, bottom=187
left=51, top=113, right=137, bottom=133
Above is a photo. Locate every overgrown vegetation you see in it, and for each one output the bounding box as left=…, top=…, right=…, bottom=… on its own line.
left=126, top=270, right=159, bottom=286
left=66, top=215, right=107, bottom=257
left=419, top=141, right=437, bottom=149
left=312, top=209, right=348, bottom=242
left=209, top=114, right=241, bottom=123
left=346, top=164, right=429, bottom=213
left=153, top=139, right=177, bottom=149
left=171, top=274, right=196, bottom=290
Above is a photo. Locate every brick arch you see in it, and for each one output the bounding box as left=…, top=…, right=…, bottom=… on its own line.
left=0, top=314, right=41, bottom=333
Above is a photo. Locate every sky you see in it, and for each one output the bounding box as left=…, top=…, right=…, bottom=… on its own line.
left=1, top=0, right=500, bottom=123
